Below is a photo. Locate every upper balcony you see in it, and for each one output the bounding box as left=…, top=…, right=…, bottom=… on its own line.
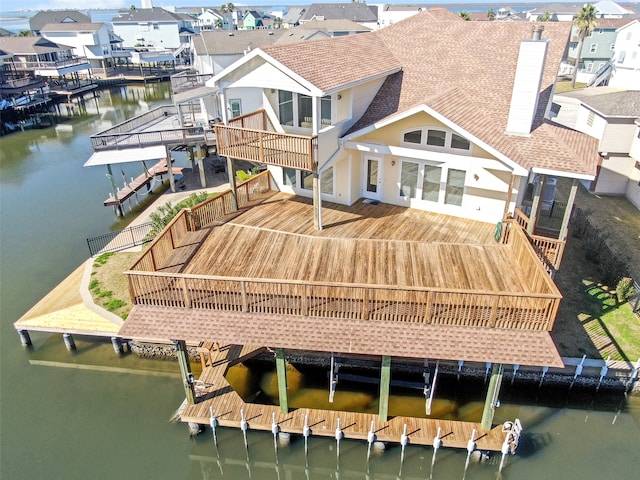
left=11, top=56, right=92, bottom=76
left=215, top=110, right=318, bottom=172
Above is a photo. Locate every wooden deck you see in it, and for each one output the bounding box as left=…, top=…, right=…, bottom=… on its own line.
left=13, top=262, right=122, bottom=337
left=180, top=344, right=511, bottom=452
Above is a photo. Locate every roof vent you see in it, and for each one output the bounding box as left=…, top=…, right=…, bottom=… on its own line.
left=268, top=31, right=273, bottom=35
left=228, top=32, right=234, bottom=36
left=532, top=24, right=544, bottom=41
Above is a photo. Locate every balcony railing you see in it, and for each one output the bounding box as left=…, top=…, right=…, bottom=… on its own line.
left=507, top=209, right=566, bottom=272
left=125, top=175, right=561, bottom=332
left=215, top=110, right=318, bottom=172
left=170, top=71, right=214, bottom=95
left=12, top=56, right=91, bottom=71
left=90, top=105, right=215, bottom=151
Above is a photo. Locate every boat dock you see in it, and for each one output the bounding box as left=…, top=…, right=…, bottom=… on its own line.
left=103, top=158, right=182, bottom=207
left=180, top=344, right=512, bottom=452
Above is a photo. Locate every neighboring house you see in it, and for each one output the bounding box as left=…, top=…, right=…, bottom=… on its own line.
left=192, top=30, right=285, bottom=76
left=40, top=22, right=126, bottom=70
left=29, top=10, right=91, bottom=35
left=111, top=7, right=196, bottom=53
left=376, top=5, right=423, bottom=29
left=282, top=7, right=306, bottom=28
left=294, top=19, right=370, bottom=36
left=495, top=7, right=523, bottom=21
left=527, top=1, right=635, bottom=21
left=526, top=3, right=583, bottom=22
left=553, top=88, right=640, bottom=208
left=566, top=18, right=632, bottom=84
left=609, top=19, right=640, bottom=88
left=197, top=9, right=233, bottom=31
left=243, top=11, right=266, bottom=30
left=0, top=36, right=94, bottom=94
left=300, top=3, right=378, bottom=30
left=592, top=0, right=636, bottom=18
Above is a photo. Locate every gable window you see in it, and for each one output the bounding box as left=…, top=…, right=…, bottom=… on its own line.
left=445, top=169, right=466, bottom=206
left=403, top=130, right=422, bottom=144
left=451, top=133, right=470, bottom=150
left=426, top=129, right=446, bottom=147
left=589, top=44, right=597, bottom=53
left=400, top=127, right=472, bottom=154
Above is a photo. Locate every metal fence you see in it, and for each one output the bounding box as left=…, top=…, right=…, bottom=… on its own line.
left=87, top=222, right=154, bottom=257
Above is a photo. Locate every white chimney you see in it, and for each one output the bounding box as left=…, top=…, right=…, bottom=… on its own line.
left=506, top=25, right=548, bottom=136
left=141, top=0, right=153, bottom=9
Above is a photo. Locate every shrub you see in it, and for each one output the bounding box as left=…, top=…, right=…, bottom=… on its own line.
left=599, top=255, right=628, bottom=287
left=571, top=208, right=593, bottom=238
left=616, top=277, right=637, bottom=303
left=236, top=170, right=252, bottom=182
left=584, top=227, right=607, bottom=262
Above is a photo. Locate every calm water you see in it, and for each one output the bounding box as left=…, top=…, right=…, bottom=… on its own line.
left=1, top=83, right=639, bottom=480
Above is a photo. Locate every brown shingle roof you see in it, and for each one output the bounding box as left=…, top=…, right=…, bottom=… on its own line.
left=256, top=10, right=598, bottom=176
left=261, top=32, right=401, bottom=93
left=121, top=306, right=564, bottom=367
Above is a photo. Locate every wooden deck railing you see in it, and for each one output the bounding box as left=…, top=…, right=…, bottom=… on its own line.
left=127, top=187, right=561, bottom=331
left=216, top=110, right=318, bottom=171
left=508, top=209, right=566, bottom=271
left=129, top=171, right=275, bottom=272
left=125, top=272, right=560, bottom=331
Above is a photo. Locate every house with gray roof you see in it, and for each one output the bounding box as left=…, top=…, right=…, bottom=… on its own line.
left=553, top=87, right=640, bottom=208
left=111, top=7, right=196, bottom=58
left=282, top=7, right=306, bottom=28
left=40, top=22, right=126, bottom=70
left=301, top=3, right=378, bottom=30
left=29, top=10, right=91, bottom=35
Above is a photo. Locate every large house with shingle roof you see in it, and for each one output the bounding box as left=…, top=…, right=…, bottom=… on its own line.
left=29, top=10, right=92, bottom=35
left=301, top=2, right=378, bottom=30
left=117, top=9, right=600, bottom=433
left=204, top=9, right=597, bottom=225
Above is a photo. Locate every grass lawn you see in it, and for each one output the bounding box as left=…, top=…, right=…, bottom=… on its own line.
left=89, top=251, right=139, bottom=320
left=554, top=79, right=587, bottom=94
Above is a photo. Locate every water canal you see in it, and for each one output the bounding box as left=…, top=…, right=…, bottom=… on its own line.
left=1, top=83, right=639, bottom=480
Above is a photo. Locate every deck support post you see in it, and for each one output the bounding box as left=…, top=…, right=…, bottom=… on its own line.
left=111, top=336, right=123, bottom=354
left=196, top=146, right=207, bottom=188
left=312, top=171, right=322, bottom=230
left=275, top=348, right=288, bottom=413
left=165, top=145, right=176, bottom=193
left=227, top=156, right=238, bottom=211
left=503, top=173, right=516, bottom=220
left=379, top=355, right=391, bottom=422
left=17, top=330, right=32, bottom=347
left=527, top=175, right=544, bottom=235
left=173, top=339, right=196, bottom=405
left=481, top=363, right=504, bottom=429
left=558, top=178, right=579, bottom=241
left=106, top=164, right=123, bottom=217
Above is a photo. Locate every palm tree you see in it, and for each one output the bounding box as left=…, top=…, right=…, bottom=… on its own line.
left=487, top=9, right=495, bottom=21
left=538, top=11, right=553, bottom=22
left=571, top=4, right=598, bottom=88
left=458, top=11, right=470, bottom=21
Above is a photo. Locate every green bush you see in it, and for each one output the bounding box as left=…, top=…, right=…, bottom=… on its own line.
left=571, top=208, right=593, bottom=238
left=584, top=227, right=607, bottom=262
left=236, top=170, right=252, bottom=182
left=616, top=277, right=636, bottom=303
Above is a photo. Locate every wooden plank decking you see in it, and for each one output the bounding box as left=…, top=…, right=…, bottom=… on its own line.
left=180, top=344, right=510, bottom=452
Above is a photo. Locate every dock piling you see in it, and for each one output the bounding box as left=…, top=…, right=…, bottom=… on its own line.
left=17, top=330, right=32, bottom=348
left=110, top=336, right=123, bottom=354
left=63, top=333, right=76, bottom=351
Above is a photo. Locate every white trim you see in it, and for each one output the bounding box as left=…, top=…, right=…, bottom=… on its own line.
left=531, top=166, right=595, bottom=181
left=343, top=104, right=528, bottom=176
left=345, top=141, right=513, bottom=172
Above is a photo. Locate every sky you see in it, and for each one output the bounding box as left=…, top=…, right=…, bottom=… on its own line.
left=1, top=0, right=595, bottom=13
